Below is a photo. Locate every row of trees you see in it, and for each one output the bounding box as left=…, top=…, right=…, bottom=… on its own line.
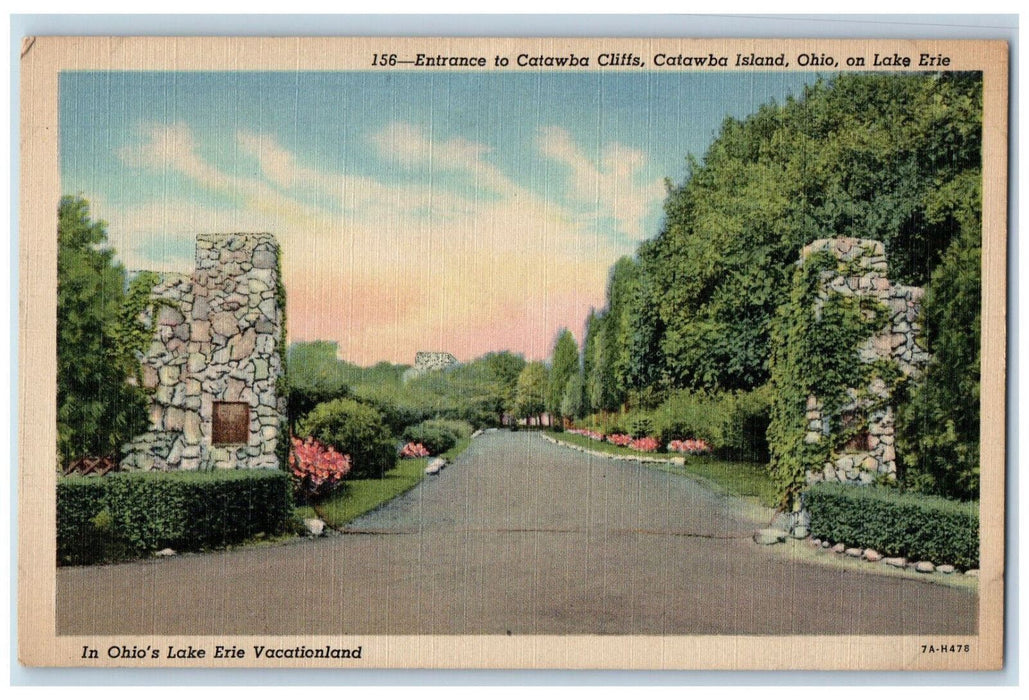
left=509, top=330, right=580, bottom=426
left=544, top=72, right=983, bottom=500
left=288, top=340, right=528, bottom=434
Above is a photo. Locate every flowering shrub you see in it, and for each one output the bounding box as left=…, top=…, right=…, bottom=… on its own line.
left=400, top=442, right=430, bottom=459
left=607, top=433, right=632, bottom=447
left=668, top=438, right=712, bottom=456
left=290, top=436, right=351, bottom=500
left=628, top=436, right=660, bottom=452
left=297, top=398, right=395, bottom=478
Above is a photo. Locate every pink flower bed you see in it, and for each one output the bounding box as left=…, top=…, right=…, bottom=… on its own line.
left=628, top=436, right=660, bottom=452
left=606, top=433, right=632, bottom=447
left=400, top=442, right=431, bottom=459
left=668, top=438, right=712, bottom=456
left=290, top=436, right=351, bottom=499
left=568, top=428, right=662, bottom=453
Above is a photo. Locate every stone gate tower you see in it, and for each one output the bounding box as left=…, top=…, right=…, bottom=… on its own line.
left=799, top=237, right=929, bottom=486
left=121, top=233, right=287, bottom=471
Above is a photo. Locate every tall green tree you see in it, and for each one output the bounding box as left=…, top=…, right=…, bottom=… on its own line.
left=583, top=260, right=639, bottom=415
left=604, top=257, right=638, bottom=407
left=514, top=361, right=549, bottom=425
left=620, top=245, right=664, bottom=404
left=546, top=329, right=579, bottom=422
left=559, top=371, right=585, bottom=420
left=585, top=313, right=617, bottom=413
left=896, top=170, right=983, bottom=500
left=480, top=350, right=527, bottom=421
left=56, top=195, right=148, bottom=465
left=581, top=310, right=600, bottom=412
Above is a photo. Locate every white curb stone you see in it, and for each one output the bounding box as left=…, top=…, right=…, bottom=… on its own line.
left=304, top=518, right=325, bottom=537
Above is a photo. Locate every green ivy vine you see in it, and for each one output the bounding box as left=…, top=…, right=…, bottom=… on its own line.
left=115, top=270, right=171, bottom=391
left=767, top=247, right=898, bottom=510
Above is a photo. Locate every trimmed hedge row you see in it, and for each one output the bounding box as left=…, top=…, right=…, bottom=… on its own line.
left=804, top=482, right=979, bottom=570
left=58, top=469, right=293, bottom=565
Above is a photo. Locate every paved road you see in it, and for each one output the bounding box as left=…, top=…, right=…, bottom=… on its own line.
left=57, top=430, right=977, bottom=635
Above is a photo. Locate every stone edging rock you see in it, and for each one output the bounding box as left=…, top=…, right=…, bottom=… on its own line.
left=540, top=432, right=685, bottom=465
left=753, top=527, right=979, bottom=579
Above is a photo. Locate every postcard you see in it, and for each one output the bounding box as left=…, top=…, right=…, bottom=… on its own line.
left=17, top=36, right=1008, bottom=670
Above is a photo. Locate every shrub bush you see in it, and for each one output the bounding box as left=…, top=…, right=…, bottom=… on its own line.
left=443, top=399, right=503, bottom=431
left=57, top=476, right=120, bottom=564
left=400, top=442, right=430, bottom=459
left=351, top=388, right=432, bottom=437
left=607, top=433, right=632, bottom=447
left=402, top=419, right=472, bottom=455
left=57, top=469, right=293, bottom=565
left=804, top=482, right=979, bottom=569
left=648, top=387, right=771, bottom=461
left=298, top=398, right=397, bottom=478
left=625, top=412, right=655, bottom=439
left=651, top=391, right=726, bottom=447
left=578, top=412, right=632, bottom=437
left=428, top=418, right=474, bottom=440
left=628, top=436, right=660, bottom=452
left=402, top=423, right=455, bottom=455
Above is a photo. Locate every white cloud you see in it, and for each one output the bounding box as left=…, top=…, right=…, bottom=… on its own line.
left=538, top=126, right=665, bottom=241
left=90, top=196, right=280, bottom=273
left=111, top=121, right=644, bottom=364
left=370, top=122, right=490, bottom=171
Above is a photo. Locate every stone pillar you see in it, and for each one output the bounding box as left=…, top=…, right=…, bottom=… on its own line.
left=193, top=233, right=285, bottom=470
left=799, top=237, right=928, bottom=487
left=121, top=233, right=286, bottom=471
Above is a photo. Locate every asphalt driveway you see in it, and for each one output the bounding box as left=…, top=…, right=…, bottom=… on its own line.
left=57, top=430, right=977, bottom=635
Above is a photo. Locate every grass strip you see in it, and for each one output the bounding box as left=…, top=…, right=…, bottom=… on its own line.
left=545, top=430, right=680, bottom=460
left=545, top=430, right=778, bottom=507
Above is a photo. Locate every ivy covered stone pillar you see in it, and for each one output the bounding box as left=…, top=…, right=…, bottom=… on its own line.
left=768, top=237, right=928, bottom=509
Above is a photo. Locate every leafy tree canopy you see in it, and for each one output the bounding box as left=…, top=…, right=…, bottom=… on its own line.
left=514, top=361, right=549, bottom=421
left=57, top=195, right=148, bottom=464
left=546, top=329, right=579, bottom=419
left=634, top=72, right=982, bottom=393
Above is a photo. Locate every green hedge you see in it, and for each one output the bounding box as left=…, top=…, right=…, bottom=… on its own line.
left=58, top=469, right=293, bottom=565
left=804, top=482, right=979, bottom=569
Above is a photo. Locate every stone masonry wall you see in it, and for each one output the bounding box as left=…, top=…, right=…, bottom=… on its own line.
left=800, top=237, right=929, bottom=486
left=121, top=233, right=286, bottom=471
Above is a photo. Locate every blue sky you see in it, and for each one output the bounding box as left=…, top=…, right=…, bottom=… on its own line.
left=61, top=70, right=824, bottom=364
